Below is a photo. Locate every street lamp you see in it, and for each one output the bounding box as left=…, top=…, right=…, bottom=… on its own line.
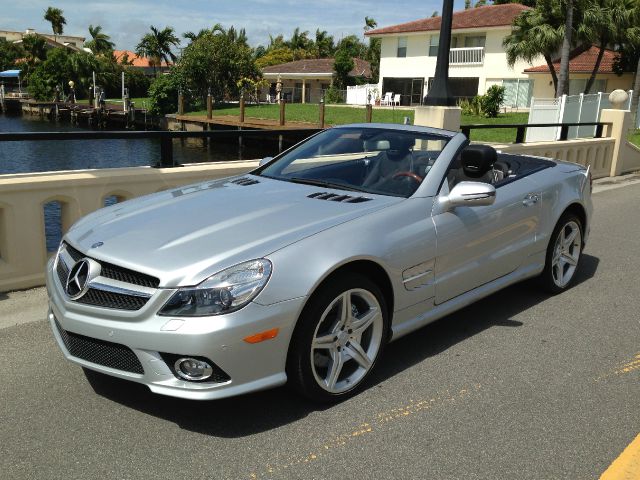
left=424, top=0, right=455, bottom=106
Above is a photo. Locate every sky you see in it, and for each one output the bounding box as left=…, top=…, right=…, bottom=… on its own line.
left=0, top=0, right=468, bottom=51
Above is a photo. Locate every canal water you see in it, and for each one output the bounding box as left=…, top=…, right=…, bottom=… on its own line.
left=0, top=113, right=308, bottom=251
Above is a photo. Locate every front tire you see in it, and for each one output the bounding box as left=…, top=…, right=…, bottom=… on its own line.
left=287, top=273, right=389, bottom=402
left=540, top=213, right=583, bottom=294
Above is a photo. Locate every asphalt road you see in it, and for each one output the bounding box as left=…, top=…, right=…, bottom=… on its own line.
left=1, top=183, right=639, bottom=480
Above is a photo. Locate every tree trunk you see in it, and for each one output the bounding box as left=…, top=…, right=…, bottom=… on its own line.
left=631, top=55, right=640, bottom=129
left=556, top=0, right=573, bottom=97
left=544, top=54, right=559, bottom=95
left=584, top=44, right=606, bottom=94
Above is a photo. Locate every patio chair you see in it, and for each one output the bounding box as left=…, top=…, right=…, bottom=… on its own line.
left=393, top=94, right=401, bottom=106
left=382, top=92, right=393, bottom=106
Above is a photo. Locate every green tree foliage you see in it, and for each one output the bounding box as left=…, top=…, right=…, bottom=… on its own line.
left=135, top=26, right=180, bottom=75
left=148, top=72, right=188, bottom=115
left=315, top=29, right=335, bottom=58
left=177, top=30, right=259, bottom=104
left=0, top=38, right=25, bottom=71
left=492, top=0, right=537, bottom=7
left=333, top=49, right=354, bottom=89
left=44, top=6, right=66, bottom=39
left=255, top=47, right=296, bottom=68
left=364, top=17, right=381, bottom=83
left=480, top=85, right=506, bottom=117
left=336, top=35, right=368, bottom=59
left=85, top=25, right=115, bottom=55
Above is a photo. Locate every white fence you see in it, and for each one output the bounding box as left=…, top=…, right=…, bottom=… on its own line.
left=346, top=84, right=378, bottom=105
left=526, top=91, right=633, bottom=142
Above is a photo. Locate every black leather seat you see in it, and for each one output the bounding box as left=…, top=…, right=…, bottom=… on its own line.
left=453, top=144, right=498, bottom=185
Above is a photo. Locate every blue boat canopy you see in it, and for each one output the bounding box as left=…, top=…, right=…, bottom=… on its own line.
left=0, top=70, right=21, bottom=78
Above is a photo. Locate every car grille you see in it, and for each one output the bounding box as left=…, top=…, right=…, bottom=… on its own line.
left=54, top=317, right=144, bottom=374
left=75, top=288, right=149, bottom=311
left=64, top=243, right=160, bottom=288
left=58, top=243, right=157, bottom=311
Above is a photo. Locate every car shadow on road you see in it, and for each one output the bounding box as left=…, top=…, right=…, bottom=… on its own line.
left=86, top=254, right=599, bottom=438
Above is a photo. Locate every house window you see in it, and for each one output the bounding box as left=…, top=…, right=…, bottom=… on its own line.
left=397, top=37, right=407, bottom=57
left=569, top=78, right=607, bottom=95
left=429, top=35, right=439, bottom=56
left=464, top=36, right=486, bottom=48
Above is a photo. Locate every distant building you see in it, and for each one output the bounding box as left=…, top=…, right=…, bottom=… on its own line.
left=261, top=58, right=372, bottom=103
left=113, top=50, right=171, bottom=76
left=524, top=45, right=633, bottom=98
left=365, top=4, right=538, bottom=107
left=0, top=28, right=86, bottom=52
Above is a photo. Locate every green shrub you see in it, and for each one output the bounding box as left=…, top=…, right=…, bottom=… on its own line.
left=459, top=95, right=483, bottom=116
left=148, top=72, right=191, bottom=115
left=325, top=85, right=344, bottom=104
left=480, top=85, right=505, bottom=118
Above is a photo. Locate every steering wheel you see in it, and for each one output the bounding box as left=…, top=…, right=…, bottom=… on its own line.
left=392, top=171, right=423, bottom=183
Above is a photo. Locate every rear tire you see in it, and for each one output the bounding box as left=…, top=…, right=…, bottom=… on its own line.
left=286, top=273, right=389, bottom=402
left=539, top=213, right=583, bottom=294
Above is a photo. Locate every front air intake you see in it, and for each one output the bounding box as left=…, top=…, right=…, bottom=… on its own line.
left=307, top=192, right=372, bottom=203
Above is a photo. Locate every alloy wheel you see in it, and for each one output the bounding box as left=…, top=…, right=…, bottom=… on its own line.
left=551, top=220, right=582, bottom=288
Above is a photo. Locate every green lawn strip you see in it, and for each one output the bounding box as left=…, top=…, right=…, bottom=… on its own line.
left=185, top=104, right=529, bottom=142
left=627, top=129, right=640, bottom=147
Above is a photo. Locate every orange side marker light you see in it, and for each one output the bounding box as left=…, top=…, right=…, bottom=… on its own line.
left=244, top=328, right=279, bottom=344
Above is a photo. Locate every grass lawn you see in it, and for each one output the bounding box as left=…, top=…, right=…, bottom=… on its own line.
left=186, top=103, right=530, bottom=143
left=628, top=129, right=640, bottom=147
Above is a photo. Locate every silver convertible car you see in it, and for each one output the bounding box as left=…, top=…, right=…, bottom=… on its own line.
left=46, top=124, right=592, bottom=402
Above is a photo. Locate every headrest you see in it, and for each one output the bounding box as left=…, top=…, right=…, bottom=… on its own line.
left=364, top=139, right=390, bottom=151
left=461, top=145, right=497, bottom=178
left=388, top=135, right=414, bottom=152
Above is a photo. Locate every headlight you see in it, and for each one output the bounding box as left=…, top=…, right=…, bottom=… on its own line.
left=158, top=259, right=272, bottom=317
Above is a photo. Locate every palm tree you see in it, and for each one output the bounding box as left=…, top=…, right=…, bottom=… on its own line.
left=44, top=7, right=66, bottom=43
left=556, top=0, right=575, bottom=96
left=85, top=25, right=115, bottom=55
left=579, top=0, right=637, bottom=93
left=315, top=29, right=335, bottom=58
left=503, top=4, right=564, bottom=95
left=135, top=26, right=180, bottom=75
left=183, top=29, right=210, bottom=42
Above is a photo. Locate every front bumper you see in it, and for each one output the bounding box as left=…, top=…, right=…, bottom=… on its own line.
left=46, top=259, right=305, bottom=400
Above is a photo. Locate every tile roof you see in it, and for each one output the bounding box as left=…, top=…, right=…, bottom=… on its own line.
left=113, top=50, right=171, bottom=68
left=262, top=58, right=372, bottom=78
left=365, top=3, right=530, bottom=36
left=524, top=45, right=618, bottom=73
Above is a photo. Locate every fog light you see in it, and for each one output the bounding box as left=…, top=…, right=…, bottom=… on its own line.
left=174, top=358, right=214, bottom=381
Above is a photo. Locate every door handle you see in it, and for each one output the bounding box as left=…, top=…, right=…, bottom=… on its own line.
left=522, top=193, right=539, bottom=206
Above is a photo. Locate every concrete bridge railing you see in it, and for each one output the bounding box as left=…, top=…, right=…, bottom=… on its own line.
left=0, top=160, right=258, bottom=292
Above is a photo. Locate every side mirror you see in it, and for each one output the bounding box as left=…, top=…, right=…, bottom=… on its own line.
left=259, top=156, right=273, bottom=167
left=441, top=181, right=496, bottom=211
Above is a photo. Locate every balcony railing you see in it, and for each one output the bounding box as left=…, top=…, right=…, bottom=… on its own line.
left=450, top=47, right=485, bottom=65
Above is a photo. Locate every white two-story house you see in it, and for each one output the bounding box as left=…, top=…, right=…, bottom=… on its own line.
left=365, top=3, right=539, bottom=107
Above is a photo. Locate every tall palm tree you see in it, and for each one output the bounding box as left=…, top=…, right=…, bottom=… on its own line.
left=503, top=4, right=564, bottom=95
left=44, top=7, right=66, bottom=43
left=85, top=25, right=115, bottom=55
left=579, top=0, right=637, bottom=93
left=556, top=0, right=575, bottom=96
left=135, top=26, right=180, bottom=75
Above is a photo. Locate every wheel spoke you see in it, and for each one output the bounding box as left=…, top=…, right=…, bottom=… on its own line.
left=313, top=333, right=336, bottom=350
left=344, top=340, right=372, bottom=370
left=351, top=308, right=379, bottom=335
left=325, top=348, right=344, bottom=390
left=339, top=292, right=352, bottom=327
left=564, top=228, right=578, bottom=248
left=562, top=253, right=578, bottom=266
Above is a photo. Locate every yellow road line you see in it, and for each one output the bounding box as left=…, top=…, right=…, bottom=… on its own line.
left=600, top=433, right=640, bottom=480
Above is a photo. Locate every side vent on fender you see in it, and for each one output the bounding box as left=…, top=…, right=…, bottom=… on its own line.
left=307, top=192, right=372, bottom=203
left=229, top=177, right=260, bottom=186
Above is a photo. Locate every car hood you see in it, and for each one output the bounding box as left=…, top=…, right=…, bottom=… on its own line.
left=65, top=175, right=400, bottom=287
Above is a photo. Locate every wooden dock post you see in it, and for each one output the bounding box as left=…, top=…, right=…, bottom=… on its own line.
left=206, top=91, right=212, bottom=120
left=239, top=94, right=245, bottom=124
left=319, top=99, right=325, bottom=128
left=366, top=104, right=373, bottom=123
left=279, top=100, right=286, bottom=126
left=178, top=93, right=185, bottom=115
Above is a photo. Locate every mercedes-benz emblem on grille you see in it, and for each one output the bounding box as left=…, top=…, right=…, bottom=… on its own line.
left=65, top=258, right=100, bottom=300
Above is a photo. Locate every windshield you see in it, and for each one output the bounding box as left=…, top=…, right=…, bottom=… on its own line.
left=256, top=127, right=450, bottom=198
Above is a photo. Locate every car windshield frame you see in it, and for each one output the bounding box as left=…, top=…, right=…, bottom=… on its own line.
left=254, top=126, right=452, bottom=198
